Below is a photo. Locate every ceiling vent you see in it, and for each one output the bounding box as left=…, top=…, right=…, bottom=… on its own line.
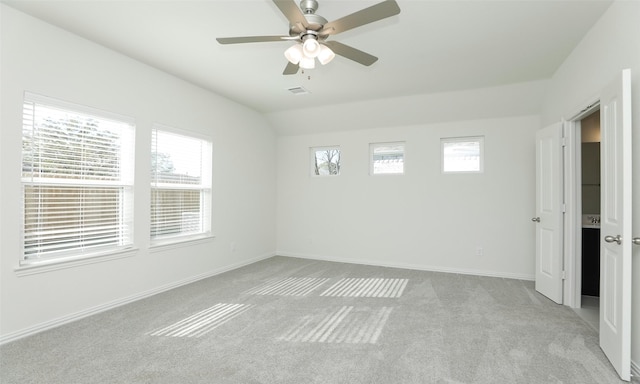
left=287, top=86, right=310, bottom=95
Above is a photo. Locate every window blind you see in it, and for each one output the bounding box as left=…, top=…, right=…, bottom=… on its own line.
left=151, top=126, right=212, bottom=243
left=371, top=142, right=405, bottom=175
left=441, top=136, right=484, bottom=173
left=21, top=93, right=135, bottom=262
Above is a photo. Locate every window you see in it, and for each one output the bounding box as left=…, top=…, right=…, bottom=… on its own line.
left=441, top=136, right=484, bottom=173
left=370, top=142, right=405, bottom=175
left=151, top=126, right=212, bottom=244
left=21, top=93, right=135, bottom=264
left=311, top=146, right=341, bottom=176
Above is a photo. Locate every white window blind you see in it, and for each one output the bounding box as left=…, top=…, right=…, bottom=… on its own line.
left=21, top=93, right=135, bottom=263
left=151, top=126, right=212, bottom=244
left=370, top=142, right=405, bottom=175
left=441, top=136, right=484, bottom=173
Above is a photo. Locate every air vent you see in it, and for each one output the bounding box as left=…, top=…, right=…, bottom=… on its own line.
left=287, top=86, right=310, bottom=95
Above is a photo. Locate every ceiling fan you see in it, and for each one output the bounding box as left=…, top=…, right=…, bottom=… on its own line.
left=216, top=0, right=401, bottom=75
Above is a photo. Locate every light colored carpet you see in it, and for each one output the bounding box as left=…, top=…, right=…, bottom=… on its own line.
left=0, top=256, right=635, bottom=383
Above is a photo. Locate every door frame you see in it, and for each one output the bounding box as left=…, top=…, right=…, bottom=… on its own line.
left=547, top=69, right=632, bottom=381
left=563, top=97, right=600, bottom=308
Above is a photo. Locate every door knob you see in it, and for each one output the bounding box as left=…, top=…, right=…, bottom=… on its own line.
left=531, top=217, right=540, bottom=223
left=604, top=235, right=622, bottom=245
left=633, top=237, right=640, bottom=246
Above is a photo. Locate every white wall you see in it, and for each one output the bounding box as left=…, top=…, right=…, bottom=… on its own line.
left=0, top=5, right=276, bottom=341
left=277, top=115, right=539, bottom=279
left=266, top=80, right=547, bottom=136
left=540, top=0, right=640, bottom=373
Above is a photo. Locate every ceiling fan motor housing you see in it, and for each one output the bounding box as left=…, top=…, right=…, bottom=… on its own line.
left=288, top=0, right=328, bottom=37
left=289, top=15, right=327, bottom=36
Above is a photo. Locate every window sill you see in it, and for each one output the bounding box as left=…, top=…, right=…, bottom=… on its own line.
left=15, top=247, right=139, bottom=277
left=149, top=234, right=215, bottom=253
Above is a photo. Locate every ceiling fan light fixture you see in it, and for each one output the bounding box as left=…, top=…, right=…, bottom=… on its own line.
left=302, top=38, right=321, bottom=58
left=317, top=44, right=335, bottom=65
left=284, top=44, right=303, bottom=65
left=217, top=0, right=401, bottom=75
left=299, top=56, right=316, bottom=70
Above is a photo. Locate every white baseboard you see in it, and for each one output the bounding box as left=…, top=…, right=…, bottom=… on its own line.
left=631, top=359, right=639, bottom=380
left=0, top=251, right=275, bottom=345
left=276, top=251, right=535, bottom=281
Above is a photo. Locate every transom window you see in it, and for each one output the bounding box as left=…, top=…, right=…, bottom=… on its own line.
left=150, top=126, right=212, bottom=245
left=441, top=136, right=484, bottom=173
left=311, top=146, right=341, bottom=176
left=370, top=142, right=405, bottom=175
left=21, top=92, right=135, bottom=264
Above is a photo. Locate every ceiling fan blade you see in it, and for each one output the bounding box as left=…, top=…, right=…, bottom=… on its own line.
left=216, top=35, right=296, bottom=44
left=321, top=0, right=400, bottom=36
left=283, top=62, right=299, bottom=75
left=323, top=41, right=378, bottom=66
left=272, top=0, right=308, bottom=29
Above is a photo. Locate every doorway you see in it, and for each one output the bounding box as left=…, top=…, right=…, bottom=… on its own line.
left=573, top=109, right=601, bottom=332
left=546, top=69, right=632, bottom=381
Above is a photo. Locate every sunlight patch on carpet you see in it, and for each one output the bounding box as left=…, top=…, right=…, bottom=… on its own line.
left=148, top=303, right=253, bottom=338
left=279, top=306, right=393, bottom=344
left=243, top=277, right=330, bottom=296
left=320, top=278, right=408, bottom=298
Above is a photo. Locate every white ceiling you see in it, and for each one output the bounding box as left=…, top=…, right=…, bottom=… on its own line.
left=4, top=0, right=612, bottom=114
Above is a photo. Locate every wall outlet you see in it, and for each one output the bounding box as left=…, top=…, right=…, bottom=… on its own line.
left=476, top=246, right=483, bottom=256
left=230, top=242, right=236, bottom=252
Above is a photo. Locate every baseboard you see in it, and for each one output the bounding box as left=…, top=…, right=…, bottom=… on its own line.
left=276, top=251, right=535, bottom=281
left=631, top=359, right=639, bottom=380
left=0, top=251, right=275, bottom=345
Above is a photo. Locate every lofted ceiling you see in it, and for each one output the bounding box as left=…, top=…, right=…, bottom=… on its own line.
left=3, top=0, right=612, bottom=114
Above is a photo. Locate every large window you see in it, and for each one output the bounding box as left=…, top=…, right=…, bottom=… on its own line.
left=21, top=93, right=135, bottom=264
left=150, top=126, right=212, bottom=244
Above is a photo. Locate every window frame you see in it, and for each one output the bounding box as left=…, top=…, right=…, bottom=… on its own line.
left=441, top=136, right=484, bottom=174
left=370, top=141, right=405, bottom=175
left=150, top=124, right=213, bottom=247
left=20, top=92, right=136, bottom=267
left=310, top=146, right=341, bottom=177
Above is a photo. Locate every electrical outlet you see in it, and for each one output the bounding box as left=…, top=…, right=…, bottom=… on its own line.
left=230, top=242, right=236, bottom=252
left=476, top=246, right=483, bottom=256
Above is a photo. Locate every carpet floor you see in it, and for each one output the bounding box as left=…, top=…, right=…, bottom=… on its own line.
left=0, top=256, right=635, bottom=383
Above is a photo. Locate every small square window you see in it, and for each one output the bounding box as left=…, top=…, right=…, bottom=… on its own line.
left=370, top=142, right=405, bottom=175
left=441, top=136, right=484, bottom=173
left=311, top=146, right=341, bottom=176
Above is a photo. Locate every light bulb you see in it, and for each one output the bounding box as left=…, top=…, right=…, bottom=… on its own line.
left=317, top=45, right=335, bottom=65
left=284, top=44, right=303, bottom=65
left=299, top=56, right=315, bottom=69
left=302, top=38, right=321, bottom=58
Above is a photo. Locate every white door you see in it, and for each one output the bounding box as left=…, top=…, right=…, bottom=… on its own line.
left=599, top=69, right=632, bottom=381
left=534, top=122, right=564, bottom=304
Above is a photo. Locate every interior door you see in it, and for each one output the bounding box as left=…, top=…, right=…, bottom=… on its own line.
left=599, top=69, right=632, bottom=381
left=534, top=122, right=564, bottom=304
